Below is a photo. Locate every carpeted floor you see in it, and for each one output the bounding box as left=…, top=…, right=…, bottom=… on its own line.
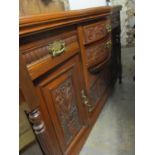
left=80, top=47, right=135, bottom=155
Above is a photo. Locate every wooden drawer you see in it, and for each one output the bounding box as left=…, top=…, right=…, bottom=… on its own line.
left=86, top=37, right=112, bottom=74
left=83, top=19, right=111, bottom=45
left=21, top=30, right=80, bottom=80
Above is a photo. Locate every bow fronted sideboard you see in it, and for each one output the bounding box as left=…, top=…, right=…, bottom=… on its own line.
left=19, top=6, right=122, bottom=155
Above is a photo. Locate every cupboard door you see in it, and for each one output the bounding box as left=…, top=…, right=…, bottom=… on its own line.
left=37, top=55, right=87, bottom=154
left=85, top=63, right=111, bottom=125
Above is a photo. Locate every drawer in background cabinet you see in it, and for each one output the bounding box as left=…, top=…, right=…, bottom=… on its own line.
left=21, top=30, right=80, bottom=80
left=83, top=19, right=112, bottom=45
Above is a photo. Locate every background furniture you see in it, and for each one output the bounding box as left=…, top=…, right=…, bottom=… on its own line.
left=19, top=6, right=122, bottom=155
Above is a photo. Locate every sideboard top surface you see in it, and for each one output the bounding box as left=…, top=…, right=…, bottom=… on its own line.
left=19, top=5, right=122, bottom=37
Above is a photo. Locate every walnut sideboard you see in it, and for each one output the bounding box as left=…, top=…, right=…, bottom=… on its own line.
left=19, top=6, right=122, bottom=155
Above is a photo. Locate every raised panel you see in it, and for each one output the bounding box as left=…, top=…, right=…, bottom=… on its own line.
left=51, top=77, right=82, bottom=144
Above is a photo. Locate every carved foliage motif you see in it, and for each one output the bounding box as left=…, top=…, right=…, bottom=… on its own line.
left=86, top=42, right=108, bottom=66
left=51, top=78, right=81, bottom=144
left=84, top=23, right=107, bottom=44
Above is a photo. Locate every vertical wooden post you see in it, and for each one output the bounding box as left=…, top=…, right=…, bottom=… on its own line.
left=19, top=53, right=56, bottom=155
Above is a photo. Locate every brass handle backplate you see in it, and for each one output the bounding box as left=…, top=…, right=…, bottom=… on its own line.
left=48, top=40, right=66, bottom=57
left=106, top=24, right=112, bottom=32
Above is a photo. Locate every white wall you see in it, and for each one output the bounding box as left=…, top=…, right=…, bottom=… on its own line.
left=68, top=0, right=107, bottom=10
left=111, top=0, right=135, bottom=46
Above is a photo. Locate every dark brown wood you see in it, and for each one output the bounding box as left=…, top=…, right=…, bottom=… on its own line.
left=19, top=6, right=122, bottom=155
left=111, top=12, right=122, bottom=84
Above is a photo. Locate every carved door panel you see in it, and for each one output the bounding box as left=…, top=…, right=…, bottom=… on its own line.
left=37, top=55, right=88, bottom=154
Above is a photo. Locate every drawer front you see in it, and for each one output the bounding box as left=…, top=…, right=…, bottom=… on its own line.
left=86, top=37, right=112, bottom=69
left=83, top=20, right=111, bottom=45
left=21, top=30, right=80, bottom=80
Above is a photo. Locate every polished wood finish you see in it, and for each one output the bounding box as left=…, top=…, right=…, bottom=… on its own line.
left=83, top=19, right=111, bottom=45
left=86, top=37, right=111, bottom=69
left=20, top=6, right=122, bottom=155
left=37, top=55, right=88, bottom=154
left=19, top=6, right=121, bottom=36
left=20, top=28, right=79, bottom=80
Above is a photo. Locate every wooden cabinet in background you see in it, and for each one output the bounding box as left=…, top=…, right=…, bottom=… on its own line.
left=111, top=12, right=122, bottom=84
left=20, top=6, right=122, bottom=155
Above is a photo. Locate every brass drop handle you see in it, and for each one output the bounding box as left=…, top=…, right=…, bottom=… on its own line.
left=48, top=40, right=66, bottom=57
left=81, top=89, right=93, bottom=112
left=106, top=24, right=112, bottom=32
left=81, top=89, right=89, bottom=105
left=105, top=40, right=112, bottom=49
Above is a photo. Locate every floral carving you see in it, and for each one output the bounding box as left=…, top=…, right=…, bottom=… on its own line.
left=86, top=41, right=109, bottom=67
left=84, top=22, right=108, bottom=44
left=52, top=78, right=81, bottom=144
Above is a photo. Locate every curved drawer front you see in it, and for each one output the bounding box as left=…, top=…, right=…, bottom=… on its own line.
left=86, top=38, right=112, bottom=68
left=83, top=20, right=111, bottom=45
left=21, top=30, right=80, bottom=80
